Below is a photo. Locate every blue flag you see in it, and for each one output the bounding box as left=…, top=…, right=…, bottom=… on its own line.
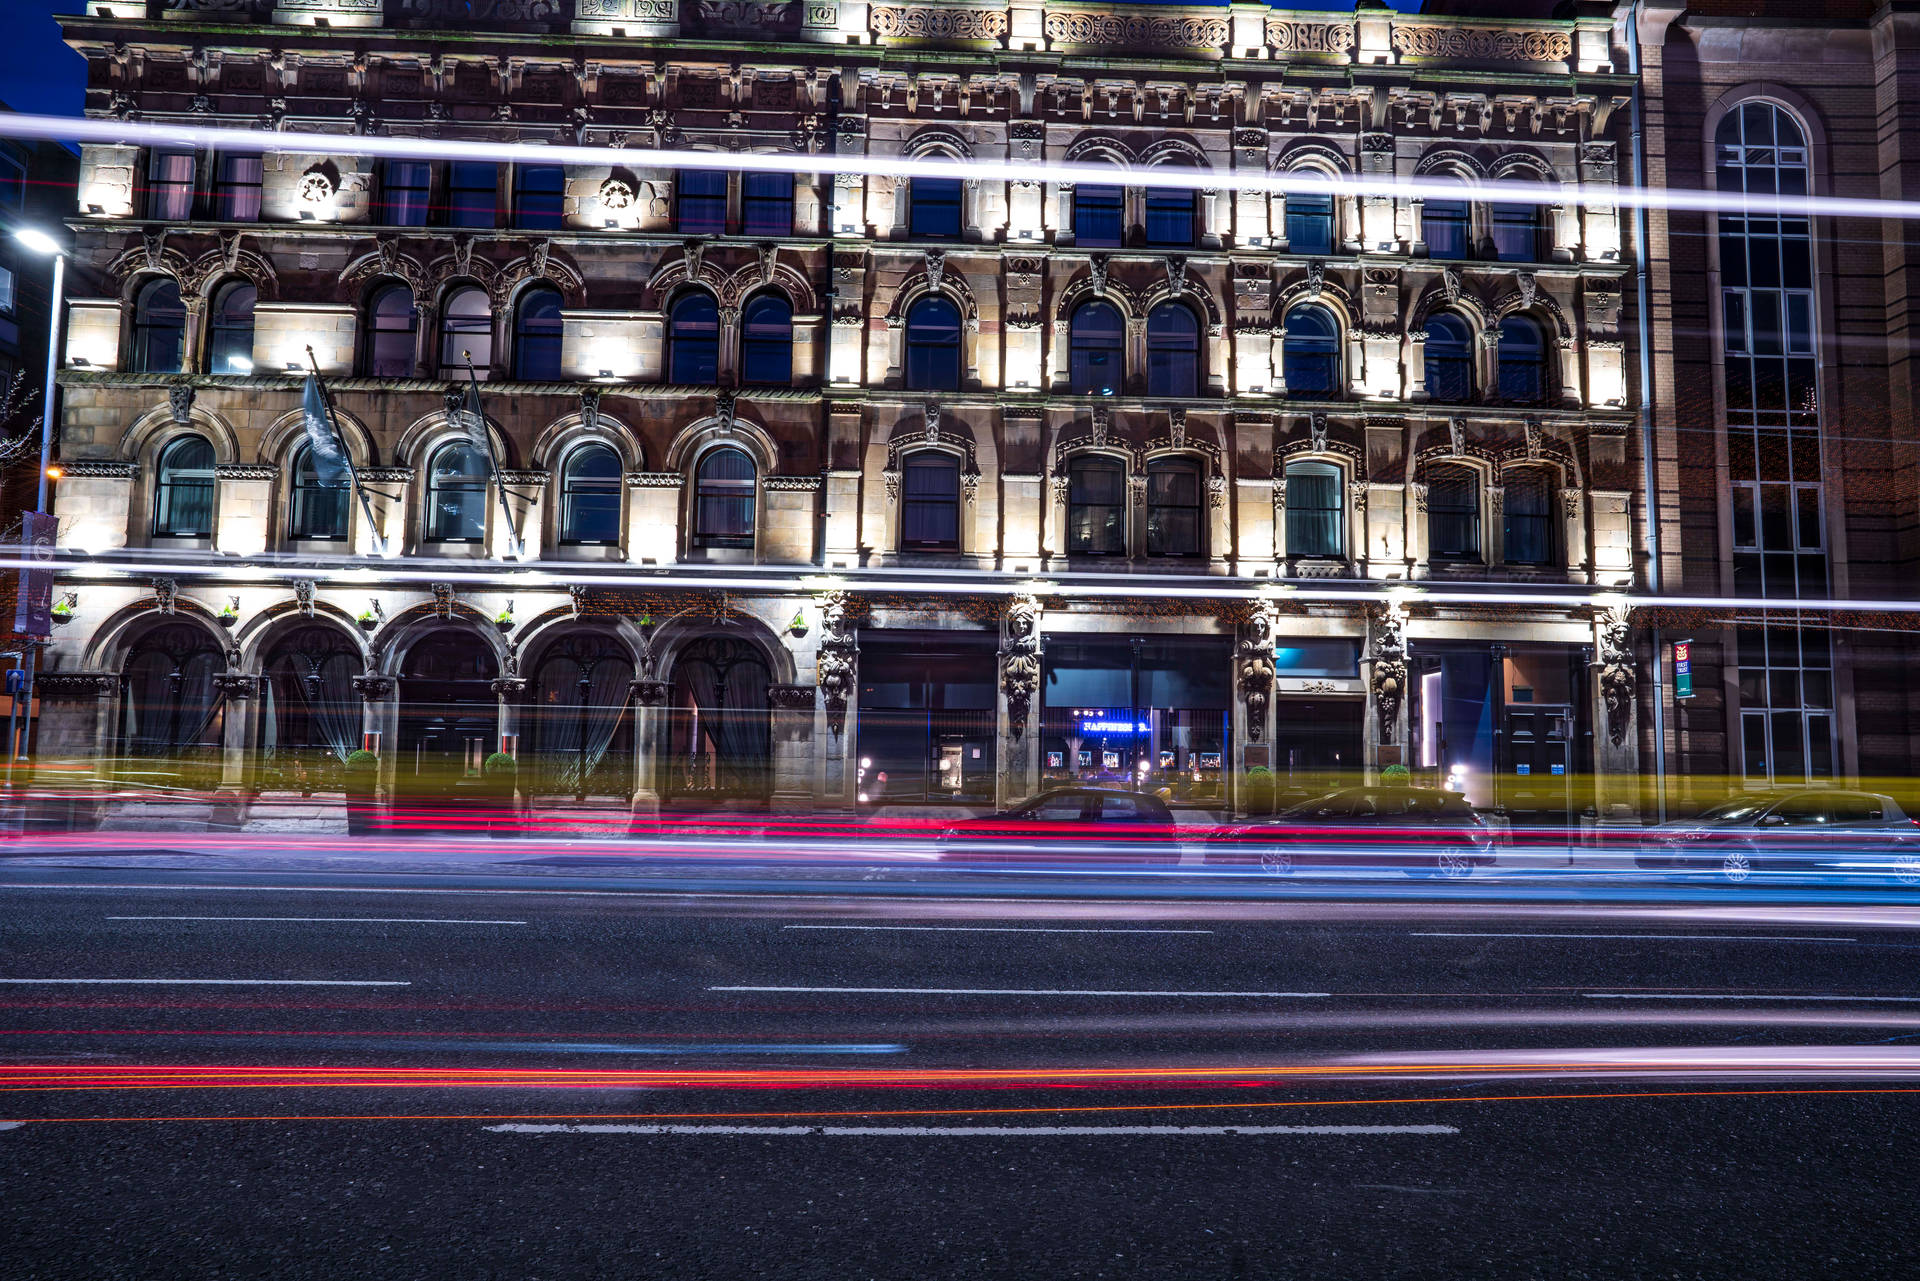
left=300, top=373, right=351, bottom=488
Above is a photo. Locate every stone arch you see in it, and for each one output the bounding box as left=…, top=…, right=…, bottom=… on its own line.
left=1487, top=151, right=1560, bottom=187
left=1701, top=84, right=1831, bottom=196
left=531, top=410, right=645, bottom=473
left=881, top=406, right=981, bottom=477
left=885, top=271, right=979, bottom=325
left=902, top=125, right=975, bottom=159
left=81, top=600, right=231, bottom=674
left=372, top=606, right=507, bottom=680
left=339, top=242, right=431, bottom=299
left=1275, top=139, right=1351, bottom=176
left=718, top=259, right=818, bottom=312
left=393, top=406, right=514, bottom=470
left=1139, top=136, right=1210, bottom=170
left=1411, top=283, right=1495, bottom=335
left=644, top=251, right=730, bottom=310
left=664, top=413, right=779, bottom=474
left=1413, top=147, right=1490, bottom=181
left=1273, top=268, right=1356, bottom=315
left=492, top=245, right=586, bottom=308
left=1140, top=276, right=1223, bottom=328
left=1062, top=134, right=1137, bottom=168
left=118, top=400, right=240, bottom=467
left=258, top=403, right=376, bottom=469
left=1497, top=421, right=1584, bottom=489
left=108, top=247, right=194, bottom=298
left=517, top=611, right=647, bottom=674
left=237, top=606, right=370, bottom=676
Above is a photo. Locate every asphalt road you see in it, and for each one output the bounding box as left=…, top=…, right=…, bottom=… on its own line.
left=6, top=866, right=1920, bottom=1279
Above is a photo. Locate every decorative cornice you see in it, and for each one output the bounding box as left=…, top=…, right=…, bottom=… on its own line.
left=767, top=683, right=816, bottom=710
left=58, top=460, right=136, bottom=480
left=214, top=464, right=278, bottom=481
left=763, top=475, right=824, bottom=492
left=626, top=472, right=685, bottom=488
left=357, top=466, right=414, bottom=484
left=35, top=672, right=115, bottom=700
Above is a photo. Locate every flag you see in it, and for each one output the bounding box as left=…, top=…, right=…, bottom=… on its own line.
left=450, top=378, right=494, bottom=466
left=299, top=373, right=351, bottom=489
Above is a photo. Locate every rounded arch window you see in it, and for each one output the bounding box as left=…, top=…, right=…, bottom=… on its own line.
left=693, top=445, right=756, bottom=550
left=531, top=635, right=637, bottom=799
left=1424, top=312, right=1474, bottom=403
left=1717, top=101, right=1809, bottom=193
left=262, top=624, right=363, bottom=769
left=206, top=280, right=256, bottom=376
left=667, top=292, right=720, bottom=386
left=1067, top=455, right=1127, bottom=556
left=1145, top=302, right=1201, bottom=398
left=740, top=294, right=794, bottom=387
left=289, top=445, right=350, bottom=542
left=1069, top=299, right=1124, bottom=395
left=153, top=435, right=215, bottom=538
left=132, top=278, right=186, bottom=374
left=512, top=285, right=564, bottom=382
left=363, top=283, right=417, bottom=378
left=904, top=295, right=963, bottom=392
left=1496, top=315, right=1547, bottom=405
left=559, top=443, right=623, bottom=545
left=1145, top=457, right=1203, bottom=558
left=1285, top=176, right=1336, bottom=255
left=900, top=451, right=961, bottom=551
left=121, top=622, right=227, bottom=761
left=1283, top=304, right=1341, bottom=398
left=1426, top=463, right=1481, bottom=560
left=1284, top=460, right=1344, bottom=558
left=438, top=285, right=494, bottom=379
left=1503, top=467, right=1555, bottom=567
left=425, top=440, right=489, bottom=543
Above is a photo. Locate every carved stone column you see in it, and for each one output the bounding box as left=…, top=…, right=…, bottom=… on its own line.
left=1364, top=600, right=1409, bottom=778
left=629, top=678, right=668, bottom=815
left=814, top=590, right=859, bottom=809
left=353, top=672, right=397, bottom=802
left=768, top=684, right=816, bottom=813
left=1234, top=608, right=1277, bottom=816
left=211, top=673, right=259, bottom=820
left=996, top=593, right=1042, bottom=810
left=1592, top=601, right=1641, bottom=820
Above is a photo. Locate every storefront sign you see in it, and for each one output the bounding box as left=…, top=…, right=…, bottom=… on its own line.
left=1673, top=640, right=1694, bottom=700
left=1078, top=716, right=1149, bottom=735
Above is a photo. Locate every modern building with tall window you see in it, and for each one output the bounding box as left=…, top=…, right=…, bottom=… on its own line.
left=34, top=0, right=1651, bottom=826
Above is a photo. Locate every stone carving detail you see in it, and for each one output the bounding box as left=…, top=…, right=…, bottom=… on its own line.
left=1348, top=480, right=1370, bottom=513
left=924, top=249, right=945, bottom=291
left=295, top=579, right=316, bottom=617
left=1448, top=418, right=1466, bottom=457
left=1045, top=11, right=1228, bottom=48
left=1309, top=411, right=1328, bottom=454
left=630, top=679, right=669, bottom=706
left=1207, top=475, right=1227, bottom=511
left=212, top=673, right=259, bottom=700
left=35, top=673, right=116, bottom=700
left=352, top=673, right=394, bottom=702
left=1524, top=417, right=1544, bottom=461
left=1000, top=593, right=1042, bottom=740
left=1164, top=256, right=1186, bottom=292
left=580, top=387, right=602, bottom=433
left=815, top=589, right=858, bottom=737
left=296, top=169, right=336, bottom=206
left=767, top=683, right=816, bottom=711
left=1517, top=271, right=1538, bottom=311
left=870, top=5, right=1008, bottom=40
left=490, top=676, right=528, bottom=698
left=1367, top=601, right=1409, bottom=745
left=1237, top=608, right=1277, bottom=741
left=1089, top=255, right=1109, bottom=295
left=696, top=0, right=800, bottom=34
left=600, top=177, right=635, bottom=210
left=1169, top=407, right=1186, bottom=449
left=1266, top=19, right=1355, bottom=54
left=1304, top=260, right=1325, bottom=299
left=1091, top=407, right=1110, bottom=448
left=151, top=578, right=178, bottom=616
left=1390, top=25, right=1572, bottom=62
left=1440, top=266, right=1461, bottom=304
left=168, top=384, right=195, bottom=426
left=431, top=582, right=455, bottom=620
left=1597, top=602, right=1636, bottom=747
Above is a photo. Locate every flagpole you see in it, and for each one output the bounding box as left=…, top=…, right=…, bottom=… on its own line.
left=464, top=353, right=524, bottom=560
left=306, top=347, right=386, bottom=556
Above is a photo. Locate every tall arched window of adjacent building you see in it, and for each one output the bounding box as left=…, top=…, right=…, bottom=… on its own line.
left=1067, top=456, right=1126, bottom=556
left=289, top=445, right=350, bottom=542
left=425, top=441, right=490, bottom=543
left=1073, top=183, right=1124, bottom=248
left=438, top=286, right=494, bottom=380
left=1502, top=468, right=1554, bottom=566
left=904, top=295, right=963, bottom=392
left=1145, top=302, right=1201, bottom=398
left=900, top=452, right=961, bottom=552
left=667, top=292, right=721, bottom=385
left=1422, top=197, right=1470, bottom=260
left=1068, top=299, right=1124, bottom=395
left=1284, top=460, right=1344, bottom=558
left=1285, top=186, right=1335, bottom=255
left=1145, top=457, right=1203, bottom=557
left=1496, top=315, right=1547, bottom=404
left=205, top=281, right=256, bottom=376
left=1491, top=201, right=1543, bottom=262
left=693, top=446, right=756, bottom=549
left=1425, top=464, right=1480, bottom=560
left=512, top=286, right=565, bottom=382
left=131, top=278, right=187, bottom=374
left=1282, top=304, right=1340, bottom=398
left=559, top=443, right=623, bottom=545
left=363, top=284, right=417, bottom=378
left=909, top=175, right=963, bottom=239
left=740, top=294, right=794, bottom=387
left=1424, top=312, right=1474, bottom=403
left=153, top=435, right=216, bottom=538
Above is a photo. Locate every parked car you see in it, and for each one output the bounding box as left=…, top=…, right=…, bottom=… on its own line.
left=1635, top=789, right=1920, bottom=883
left=939, top=788, right=1180, bottom=864
left=1205, top=786, right=1497, bottom=878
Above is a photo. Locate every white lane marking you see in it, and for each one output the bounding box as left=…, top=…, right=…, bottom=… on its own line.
left=484, top=1123, right=1456, bottom=1137
left=781, top=925, right=1213, bottom=935
left=1415, top=932, right=1857, bottom=943
left=1585, top=993, right=1920, bottom=1003
left=106, top=916, right=528, bottom=925
left=0, top=978, right=410, bottom=987
left=712, top=985, right=1329, bottom=998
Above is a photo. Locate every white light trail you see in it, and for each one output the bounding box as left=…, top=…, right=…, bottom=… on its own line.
left=0, top=111, right=1906, bottom=222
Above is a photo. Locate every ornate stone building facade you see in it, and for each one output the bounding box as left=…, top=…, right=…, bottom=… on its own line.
left=36, top=0, right=1646, bottom=825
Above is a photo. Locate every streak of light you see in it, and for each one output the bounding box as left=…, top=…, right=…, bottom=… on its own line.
left=708, top=985, right=1332, bottom=997
left=780, top=925, right=1216, bottom=935
left=104, top=916, right=529, bottom=925
left=1410, top=932, right=1859, bottom=942
left=1585, top=993, right=1920, bottom=1003
left=479, top=1123, right=1459, bottom=1137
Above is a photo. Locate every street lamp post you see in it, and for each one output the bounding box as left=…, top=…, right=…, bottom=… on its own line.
left=12, top=228, right=68, bottom=773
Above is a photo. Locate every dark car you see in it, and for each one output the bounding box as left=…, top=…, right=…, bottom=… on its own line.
left=939, top=788, right=1180, bottom=864
left=1205, top=786, right=1497, bottom=878
left=1635, top=789, right=1920, bottom=883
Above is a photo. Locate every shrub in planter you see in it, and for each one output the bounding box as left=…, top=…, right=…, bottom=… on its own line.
left=343, top=749, right=381, bottom=837
left=1245, top=765, right=1277, bottom=817
left=1380, top=763, right=1411, bottom=784
left=482, top=751, right=520, bottom=837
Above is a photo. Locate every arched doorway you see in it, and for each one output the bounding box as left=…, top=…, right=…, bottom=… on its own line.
left=260, top=624, right=362, bottom=795
left=118, top=622, right=227, bottom=786
left=529, top=635, right=635, bottom=800
left=667, top=636, right=771, bottom=800
left=398, top=629, right=499, bottom=782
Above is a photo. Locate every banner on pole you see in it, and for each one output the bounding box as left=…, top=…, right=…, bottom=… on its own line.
left=1673, top=639, right=1694, bottom=700
left=299, top=373, right=351, bottom=488
left=12, top=511, right=55, bottom=639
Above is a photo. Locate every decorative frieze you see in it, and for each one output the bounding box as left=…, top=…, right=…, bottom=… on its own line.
left=1044, top=10, right=1228, bottom=49
left=1390, top=23, right=1572, bottom=63
left=1266, top=19, right=1354, bottom=56
left=871, top=5, right=1008, bottom=40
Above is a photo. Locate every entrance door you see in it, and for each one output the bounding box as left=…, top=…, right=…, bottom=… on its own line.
left=1273, top=698, right=1363, bottom=803
left=398, top=630, right=499, bottom=786
left=668, top=637, right=771, bottom=800
left=1502, top=703, right=1574, bottom=832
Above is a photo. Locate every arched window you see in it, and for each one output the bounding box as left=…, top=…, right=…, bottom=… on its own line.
left=900, top=452, right=961, bottom=551
left=1069, top=299, right=1124, bottom=395
left=153, top=435, right=215, bottom=538
left=1424, top=312, right=1474, bottom=403
left=1067, top=455, right=1126, bottom=556
left=206, top=281, right=256, bottom=376
left=1426, top=464, right=1481, bottom=560
left=1073, top=183, right=1124, bottom=248
left=667, top=292, right=720, bottom=385
left=1496, top=315, right=1547, bottom=404
left=1284, top=460, right=1344, bottom=558
left=1145, top=458, right=1203, bottom=557
left=1422, top=197, right=1470, bottom=260
left=909, top=175, right=963, bottom=239
left=904, top=295, right=962, bottom=391
left=1491, top=201, right=1543, bottom=262
left=530, top=635, right=636, bottom=799
left=1285, top=188, right=1335, bottom=255
left=1503, top=468, right=1553, bottom=566
left=559, top=443, right=623, bottom=545
left=1283, top=304, right=1340, bottom=398
left=121, top=623, right=226, bottom=761
left=1145, top=302, right=1201, bottom=398
left=693, top=446, right=756, bottom=550
left=677, top=169, right=727, bottom=235
left=1144, top=178, right=1197, bottom=248
left=740, top=294, right=793, bottom=387
left=263, top=625, right=362, bottom=768
left=363, top=284, right=417, bottom=378
left=289, top=445, right=350, bottom=541
left=131, top=278, right=186, bottom=374
left=425, top=441, right=489, bottom=542
left=742, top=172, right=794, bottom=237
left=512, top=286, right=564, bottom=382
left=438, top=286, right=494, bottom=379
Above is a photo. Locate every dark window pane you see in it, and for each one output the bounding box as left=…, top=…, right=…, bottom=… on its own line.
left=1145, top=461, right=1203, bottom=557
left=561, top=444, right=623, bottom=544
left=1283, top=304, right=1339, bottom=398
left=1427, top=464, right=1480, bottom=558
left=1073, top=184, right=1123, bottom=247
left=1285, top=191, right=1334, bottom=255
left=426, top=443, right=489, bottom=542
left=910, top=177, right=962, bottom=239
left=380, top=160, right=432, bottom=227
left=515, top=165, right=566, bottom=230
left=1423, top=312, right=1473, bottom=402
left=1146, top=304, right=1201, bottom=398
left=133, top=279, right=186, bottom=375
left=1285, top=462, right=1343, bottom=557
left=1068, top=457, right=1126, bottom=556
left=741, top=172, right=793, bottom=237
left=901, top=454, right=960, bottom=549
left=146, top=150, right=195, bottom=221
left=1423, top=198, right=1469, bottom=259
left=1144, top=187, right=1196, bottom=247
left=668, top=293, right=721, bottom=385
left=1069, top=300, right=1124, bottom=395
left=447, top=161, right=498, bottom=228
left=512, top=287, right=565, bottom=382
left=694, top=446, right=756, bottom=548
left=154, top=435, right=215, bottom=537
left=1497, top=316, right=1546, bottom=404
left=740, top=294, right=793, bottom=386
left=905, top=296, right=962, bottom=391
left=213, top=154, right=262, bottom=222
left=289, top=446, right=349, bottom=541
left=1491, top=203, right=1540, bottom=262
left=365, top=285, right=417, bottom=378
left=1502, top=470, right=1552, bottom=565
left=678, top=169, right=728, bottom=235
left=207, top=283, right=256, bottom=376
left=438, top=287, right=495, bottom=378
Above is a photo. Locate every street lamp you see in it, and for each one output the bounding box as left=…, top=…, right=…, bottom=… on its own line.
left=12, top=227, right=67, bottom=514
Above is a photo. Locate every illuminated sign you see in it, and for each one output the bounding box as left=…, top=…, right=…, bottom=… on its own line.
left=1079, top=719, right=1149, bottom=735
left=1673, top=640, right=1694, bottom=700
